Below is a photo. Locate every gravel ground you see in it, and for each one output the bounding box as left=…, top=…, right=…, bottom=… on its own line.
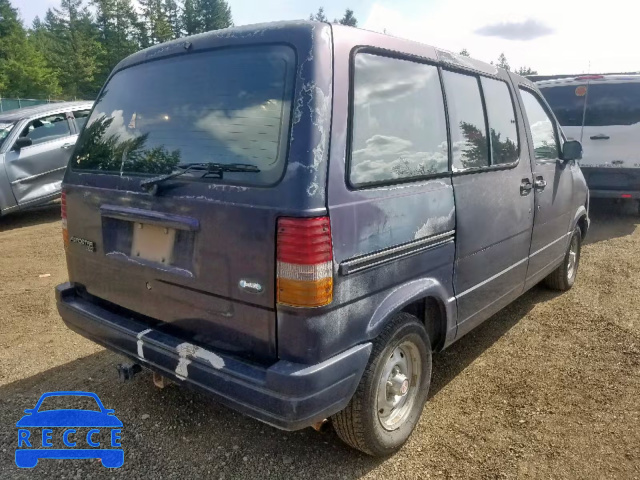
left=0, top=200, right=638, bottom=479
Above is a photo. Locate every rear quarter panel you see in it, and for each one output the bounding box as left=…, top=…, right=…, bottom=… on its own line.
left=277, top=26, right=457, bottom=364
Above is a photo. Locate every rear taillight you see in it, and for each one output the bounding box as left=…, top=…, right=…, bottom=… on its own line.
left=277, top=217, right=333, bottom=307
left=61, top=190, right=69, bottom=248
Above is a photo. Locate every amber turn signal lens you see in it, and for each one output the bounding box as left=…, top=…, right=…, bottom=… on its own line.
left=277, top=277, right=333, bottom=308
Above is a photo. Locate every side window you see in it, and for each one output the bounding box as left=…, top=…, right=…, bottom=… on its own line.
left=19, top=113, right=70, bottom=146
left=73, top=110, right=91, bottom=131
left=519, top=89, right=559, bottom=161
left=349, top=53, right=448, bottom=187
left=442, top=70, right=489, bottom=170
left=481, top=77, right=519, bottom=165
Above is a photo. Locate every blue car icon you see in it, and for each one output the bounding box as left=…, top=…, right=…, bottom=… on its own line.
left=16, top=391, right=123, bottom=468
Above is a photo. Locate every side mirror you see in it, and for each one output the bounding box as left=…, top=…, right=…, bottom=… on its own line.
left=562, top=140, right=582, bottom=161
left=23, top=409, right=34, bottom=414
left=13, top=137, right=32, bottom=151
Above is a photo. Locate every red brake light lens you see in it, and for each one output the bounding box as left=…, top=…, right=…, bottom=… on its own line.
left=277, top=217, right=333, bottom=307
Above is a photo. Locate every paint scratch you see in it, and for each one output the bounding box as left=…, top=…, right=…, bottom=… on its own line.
left=175, top=342, right=225, bottom=380
left=136, top=328, right=153, bottom=359
left=414, top=208, right=455, bottom=239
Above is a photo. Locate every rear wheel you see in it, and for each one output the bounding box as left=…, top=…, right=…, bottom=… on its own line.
left=332, top=312, right=431, bottom=456
left=544, top=226, right=582, bottom=291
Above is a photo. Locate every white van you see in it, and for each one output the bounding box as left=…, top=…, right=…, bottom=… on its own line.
left=538, top=74, right=640, bottom=212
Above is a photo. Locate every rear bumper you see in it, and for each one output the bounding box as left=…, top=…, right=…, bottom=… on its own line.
left=56, top=283, right=371, bottom=431
left=581, top=167, right=640, bottom=199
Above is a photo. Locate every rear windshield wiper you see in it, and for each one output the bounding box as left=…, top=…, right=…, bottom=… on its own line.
left=140, top=162, right=260, bottom=193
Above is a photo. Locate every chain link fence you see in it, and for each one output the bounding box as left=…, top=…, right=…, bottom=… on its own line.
left=0, top=97, right=79, bottom=113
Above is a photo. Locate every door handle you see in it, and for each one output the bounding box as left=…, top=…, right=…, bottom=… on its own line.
left=520, top=179, right=533, bottom=195
left=61, top=143, right=75, bottom=149
left=590, top=134, right=610, bottom=140
left=534, top=177, right=547, bottom=190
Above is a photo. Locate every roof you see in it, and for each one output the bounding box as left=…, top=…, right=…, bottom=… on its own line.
left=531, top=72, right=640, bottom=83
left=115, top=20, right=509, bottom=81
left=536, top=73, right=640, bottom=88
left=0, top=101, right=93, bottom=123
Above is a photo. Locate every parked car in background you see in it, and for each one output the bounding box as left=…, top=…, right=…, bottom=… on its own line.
left=0, top=101, right=93, bottom=217
left=55, top=21, right=589, bottom=456
left=538, top=74, right=640, bottom=213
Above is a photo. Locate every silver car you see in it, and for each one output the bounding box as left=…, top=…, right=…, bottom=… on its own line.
left=0, top=101, right=93, bottom=216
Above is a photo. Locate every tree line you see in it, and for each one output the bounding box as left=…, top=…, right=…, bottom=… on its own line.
left=0, top=0, right=358, bottom=101
left=0, top=0, right=234, bottom=99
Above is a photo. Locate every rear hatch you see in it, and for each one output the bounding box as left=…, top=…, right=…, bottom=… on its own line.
left=540, top=77, right=640, bottom=191
left=62, top=24, right=333, bottom=364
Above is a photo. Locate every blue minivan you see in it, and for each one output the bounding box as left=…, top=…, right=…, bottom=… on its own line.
left=56, top=21, right=589, bottom=456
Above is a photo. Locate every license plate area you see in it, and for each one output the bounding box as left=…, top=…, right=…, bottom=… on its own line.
left=101, top=208, right=197, bottom=276
left=131, top=223, right=176, bottom=264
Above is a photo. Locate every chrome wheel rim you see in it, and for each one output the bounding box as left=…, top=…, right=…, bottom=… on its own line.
left=376, top=340, right=421, bottom=431
left=567, top=234, right=579, bottom=280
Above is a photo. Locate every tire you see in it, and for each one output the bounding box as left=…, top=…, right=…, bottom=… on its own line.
left=544, top=226, right=582, bottom=291
left=332, top=312, right=432, bottom=456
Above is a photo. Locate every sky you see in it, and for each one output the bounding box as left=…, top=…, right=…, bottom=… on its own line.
left=13, top=0, right=639, bottom=75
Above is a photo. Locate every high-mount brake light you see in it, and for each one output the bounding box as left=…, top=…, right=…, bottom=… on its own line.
left=276, top=217, right=333, bottom=307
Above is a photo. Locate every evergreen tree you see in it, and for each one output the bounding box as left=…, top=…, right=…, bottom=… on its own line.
left=497, top=52, right=510, bottom=71
left=516, top=66, right=538, bottom=76
left=309, top=7, right=328, bottom=22
left=182, top=0, right=200, bottom=35
left=199, top=0, right=232, bottom=32
left=139, top=0, right=173, bottom=45
left=336, top=8, right=357, bottom=27
left=180, top=0, right=232, bottom=36
left=163, top=0, right=182, bottom=38
left=38, top=0, right=104, bottom=98
left=0, top=0, right=237, bottom=99
left=92, top=0, right=140, bottom=77
left=0, top=1, right=60, bottom=97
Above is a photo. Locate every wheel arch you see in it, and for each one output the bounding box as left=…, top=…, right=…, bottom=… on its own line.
left=366, top=278, right=455, bottom=352
left=572, top=205, right=589, bottom=240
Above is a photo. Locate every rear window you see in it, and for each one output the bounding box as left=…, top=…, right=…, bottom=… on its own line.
left=585, top=83, right=640, bottom=126
left=541, top=82, right=640, bottom=127
left=72, top=45, right=296, bottom=186
left=539, top=85, right=587, bottom=126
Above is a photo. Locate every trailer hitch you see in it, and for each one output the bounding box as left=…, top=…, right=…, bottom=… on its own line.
left=116, top=363, right=142, bottom=382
